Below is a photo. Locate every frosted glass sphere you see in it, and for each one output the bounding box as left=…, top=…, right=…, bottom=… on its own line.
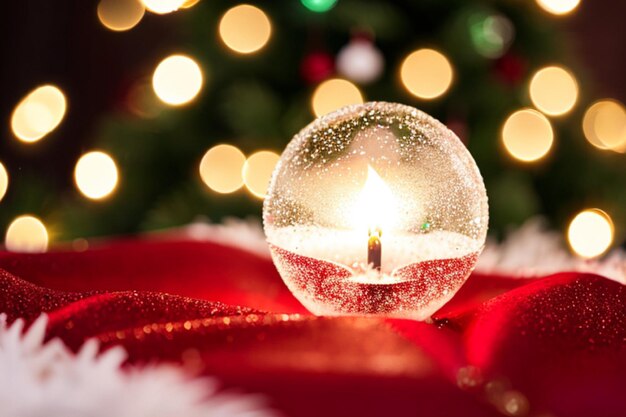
left=263, top=102, right=488, bottom=320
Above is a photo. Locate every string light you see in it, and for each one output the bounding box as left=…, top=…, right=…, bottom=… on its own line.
left=5, top=215, right=49, bottom=253
left=11, top=85, right=67, bottom=143
left=567, top=209, right=614, bottom=258
left=199, top=144, right=246, bottom=193
left=181, top=0, right=200, bottom=8
left=152, top=54, right=204, bottom=106
left=0, top=162, right=7, bottom=202
left=529, top=66, right=578, bottom=116
left=141, top=0, right=185, bottom=14
left=311, top=78, right=364, bottom=117
left=218, top=5, right=272, bottom=54
left=582, top=99, right=626, bottom=152
left=301, top=0, right=337, bottom=13
left=536, top=0, right=580, bottom=16
left=400, top=48, right=454, bottom=100
left=97, top=0, right=145, bottom=32
left=243, top=151, right=280, bottom=199
left=502, top=109, right=554, bottom=162
left=74, top=151, right=119, bottom=200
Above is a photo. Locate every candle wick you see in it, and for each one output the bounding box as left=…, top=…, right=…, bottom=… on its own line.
left=367, top=227, right=382, bottom=271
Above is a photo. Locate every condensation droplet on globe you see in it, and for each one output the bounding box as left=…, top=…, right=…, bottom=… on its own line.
left=263, top=102, right=488, bottom=320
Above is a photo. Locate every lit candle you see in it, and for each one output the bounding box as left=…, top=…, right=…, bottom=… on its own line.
left=367, top=227, right=382, bottom=271
left=354, top=165, right=397, bottom=272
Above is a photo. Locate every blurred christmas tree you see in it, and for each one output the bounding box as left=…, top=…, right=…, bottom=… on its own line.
left=2, top=0, right=625, bottom=257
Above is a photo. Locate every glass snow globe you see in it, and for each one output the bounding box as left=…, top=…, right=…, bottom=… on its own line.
left=263, top=102, right=488, bottom=320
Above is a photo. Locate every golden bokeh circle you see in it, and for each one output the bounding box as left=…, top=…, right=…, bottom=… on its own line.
left=97, top=0, right=145, bottom=31
left=5, top=215, right=49, bottom=253
left=11, top=85, right=67, bottom=143
left=529, top=66, right=578, bottom=116
left=536, top=0, right=581, bottom=16
left=199, top=144, right=246, bottom=193
left=218, top=4, right=272, bottom=54
left=0, top=162, right=8, bottom=202
left=311, top=78, right=364, bottom=117
left=243, top=150, right=280, bottom=199
left=400, top=48, right=454, bottom=100
left=582, top=99, right=626, bottom=152
left=567, top=209, right=614, bottom=258
left=152, top=54, right=204, bottom=106
left=502, top=109, right=554, bottom=162
left=74, top=151, right=120, bottom=200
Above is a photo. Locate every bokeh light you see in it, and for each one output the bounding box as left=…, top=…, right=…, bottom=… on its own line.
left=97, top=0, right=145, bottom=32
left=11, top=85, right=67, bottom=143
left=141, top=0, right=185, bottom=14
left=74, top=151, right=119, bottom=200
left=152, top=54, right=204, bottom=106
left=536, top=0, right=580, bottom=15
left=301, top=0, right=338, bottom=13
left=400, top=48, right=454, bottom=100
left=567, top=209, right=614, bottom=258
left=5, top=215, right=49, bottom=253
left=582, top=99, right=626, bottom=152
left=218, top=5, right=272, bottom=54
left=243, top=150, right=280, bottom=199
left=502, top=109, right=554, bottom=162
left=0, top=162, right=8, bottom=202
left=468, top=12, right=515, bottom=59
left=311, top=78, right=364, bottom=117
left=181, top=0, right=200, bottom=8
left=199, top=144, right=246, bottom=194
left=529, top=66, right=578, bottom=116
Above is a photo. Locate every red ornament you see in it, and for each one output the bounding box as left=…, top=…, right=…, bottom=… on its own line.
left=494, top=53, right=526, bottom=85
left=300, top=51, right=334, bottom=84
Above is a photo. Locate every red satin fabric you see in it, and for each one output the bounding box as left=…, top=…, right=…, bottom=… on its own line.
left=0, top=238, right=624, bottom=417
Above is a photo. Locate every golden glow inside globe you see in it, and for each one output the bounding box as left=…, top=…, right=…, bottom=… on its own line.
left=400, top=48, right=453, bottom=100
left=243, top=150, right=280, bottom=198
left=0, top=162, right=7, bottom=202
left=11, top=85, right=67, bottom=143
left=567, top=209, right=614, bottom=258
left=141, top=0, right=185, bottom=14
left=582, top=99, right=626, bottom=152
left=529, top=66, right=578, bottom=116
left=199, top=144, right=246, bottom=193
left=97, top=0, right=145, bottom=31
left=536, top=0, right=581, bottom=15
left=74, top=151, right=119, bottom=200
left=152, top=54, right=204, bottom=106
left=218, top=4, right=272, bottom=54
left=502, top=109, right=554, bottom=162
left=311, top=78, right=364, bottom=117
left=5, top=215, right=49, bottom=253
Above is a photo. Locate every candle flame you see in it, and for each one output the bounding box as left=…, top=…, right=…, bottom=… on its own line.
left=352, top=165, right=397, bottom=233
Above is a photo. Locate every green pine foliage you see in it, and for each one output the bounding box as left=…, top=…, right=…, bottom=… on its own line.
left=3, top=0, right=624, bottom=245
